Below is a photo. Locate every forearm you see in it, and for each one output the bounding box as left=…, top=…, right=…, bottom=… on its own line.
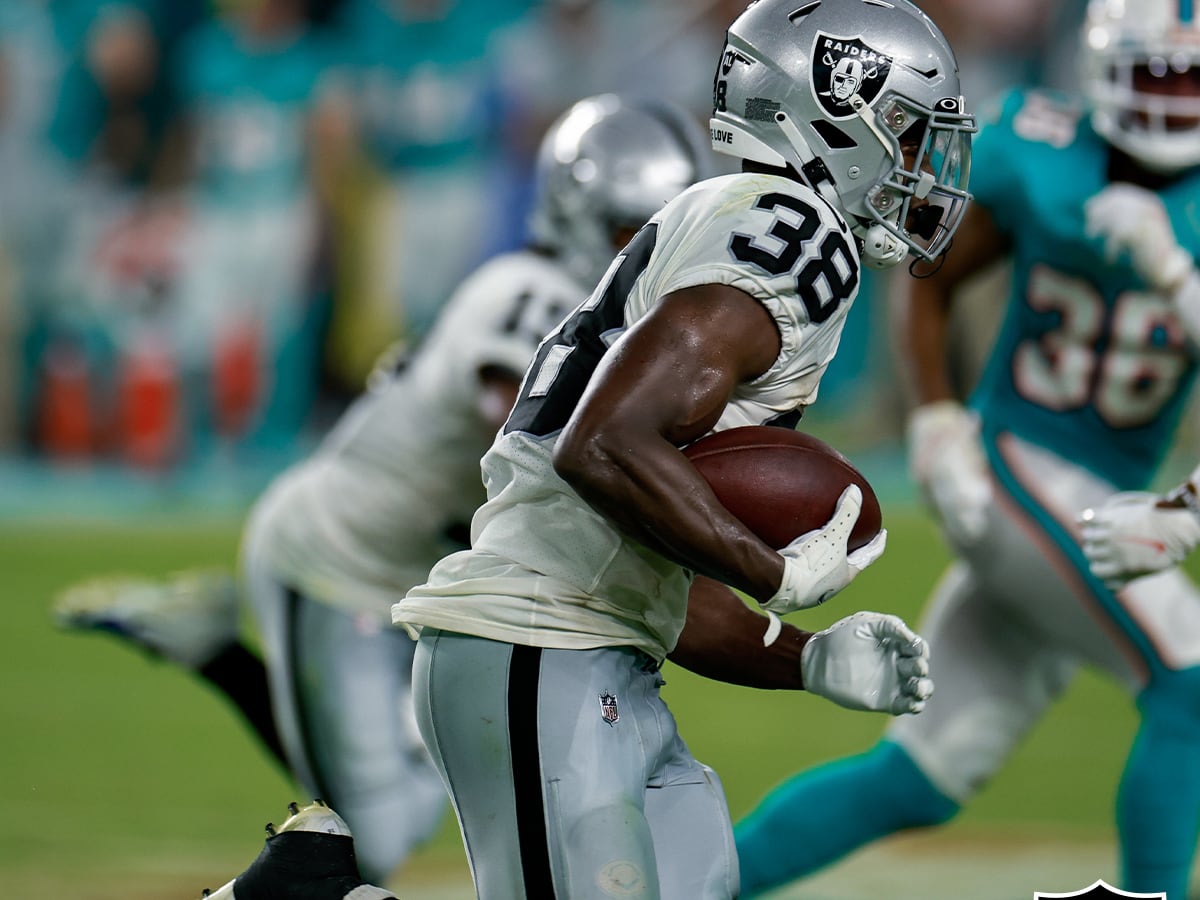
left=898, top=273, right=956, bottom=405
left=669, top=577, right=808, bottom=689
left=559, top=428, right=785, bottom=602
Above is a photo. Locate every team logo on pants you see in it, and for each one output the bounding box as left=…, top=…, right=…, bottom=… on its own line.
left=599, top=691, right=619, bottom=725
left=1035, top=879, right=1165, bottom=899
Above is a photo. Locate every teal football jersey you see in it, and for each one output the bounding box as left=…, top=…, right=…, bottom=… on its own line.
left=338, top=0, right=525, bottom=171
left=175, top=20, right=336, bottom=207
left=969, top=88, right=1200, bottom=490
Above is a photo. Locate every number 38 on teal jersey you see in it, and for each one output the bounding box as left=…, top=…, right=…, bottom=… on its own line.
left=970, top=88, right=1200, bottom=490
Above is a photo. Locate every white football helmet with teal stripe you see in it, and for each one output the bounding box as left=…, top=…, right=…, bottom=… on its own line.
left=1083, top=0, right=1200, bottom=172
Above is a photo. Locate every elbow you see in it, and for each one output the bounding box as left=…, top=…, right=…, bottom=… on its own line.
left=553, top=427, right=599, bottom=493
left=553, top=423, right=623, bottom=503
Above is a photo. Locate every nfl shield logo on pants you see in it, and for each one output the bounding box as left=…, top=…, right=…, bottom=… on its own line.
left=1035, top=880, right=1165, bottom=899
left=599, top=691, right=619, bottom=726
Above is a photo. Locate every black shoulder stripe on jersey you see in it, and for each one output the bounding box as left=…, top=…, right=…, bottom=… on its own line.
left=507, top=644, right=558, bottom=898
left=505, top=223, right=659, bottom=438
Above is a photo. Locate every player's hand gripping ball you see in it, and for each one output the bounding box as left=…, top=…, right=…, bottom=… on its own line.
left=684, top=426, right=885, bottom=646
left=683, top=425, right=882, bottom=551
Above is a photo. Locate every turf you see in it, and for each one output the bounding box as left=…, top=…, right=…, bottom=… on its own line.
left=1, top=509, right=1151, bottom=898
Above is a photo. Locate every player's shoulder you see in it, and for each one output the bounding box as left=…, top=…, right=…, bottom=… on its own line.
left=432, top=247, right=585, bottom=352
left=661, top=172, right=844, bottom=238
left=981, top=86, right=1087, bottom=151
left=454, top=248, right=583, bottom=300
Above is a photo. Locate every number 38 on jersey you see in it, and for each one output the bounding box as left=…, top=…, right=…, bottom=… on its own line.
left=729, top=192, right=859, bottom=324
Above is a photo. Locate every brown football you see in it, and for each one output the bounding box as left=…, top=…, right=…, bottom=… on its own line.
left=683, top=425, right=882, bottom=551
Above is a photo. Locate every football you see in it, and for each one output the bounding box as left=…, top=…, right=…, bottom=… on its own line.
left=682, top=425, right=882, bottom=551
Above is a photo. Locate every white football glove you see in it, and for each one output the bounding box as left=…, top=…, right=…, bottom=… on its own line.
left=801, top=611, right=933, bottom=715
left=1084, top=183, right=1194, bottom=292
left=906, top=401, right=991, bottom=546
left=1079, top=482, right=1200, bottom=588
left=762, top=484, right=887, bottom=617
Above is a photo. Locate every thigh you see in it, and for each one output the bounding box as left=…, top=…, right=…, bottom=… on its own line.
left=981, top=434, right=1200, bottom=683
left=243, top=543, right=421, bottom=805
left=646, top=757, right=738, bottom=900
left=888, top=561, right=1077, bottom=802
left=413, top=630, right=674, bottom=900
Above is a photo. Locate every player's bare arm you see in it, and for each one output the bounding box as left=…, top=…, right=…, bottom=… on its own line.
left=553, top=281, right=787, bottom=602
left=901, top=202, right=1009, bottom=404
left=670, top=576, right=809, bottom=690
left=902, top=202, right=1011, bottom=545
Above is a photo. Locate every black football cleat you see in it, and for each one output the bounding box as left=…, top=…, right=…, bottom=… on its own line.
left=199, top=800, right=397, bottom=900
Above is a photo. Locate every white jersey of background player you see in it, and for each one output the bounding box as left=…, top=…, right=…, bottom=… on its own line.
left=53, top=93, right=712, bottom=895
left=237, top=94, right=710, bottom=885
left=395, top=1, right=972, bottom=897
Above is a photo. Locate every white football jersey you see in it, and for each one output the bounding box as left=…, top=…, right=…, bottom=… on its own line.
left=245, top=249, right=585, bottom=620
left=396, top=172, right=863, bottom=661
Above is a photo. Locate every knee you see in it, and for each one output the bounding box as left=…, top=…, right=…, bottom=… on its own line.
left=867, top=741, right=960, bottom=830
left=560, top=802, right=658, bottom=899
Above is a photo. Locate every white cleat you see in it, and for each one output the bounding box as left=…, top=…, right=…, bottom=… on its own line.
left=199, top=800, right=397, bottom=900
left=52, top=567, right=238, bottom=669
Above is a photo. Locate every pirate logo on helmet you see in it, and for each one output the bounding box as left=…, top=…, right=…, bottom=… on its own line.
left=811, top=33, right=893, bottom=118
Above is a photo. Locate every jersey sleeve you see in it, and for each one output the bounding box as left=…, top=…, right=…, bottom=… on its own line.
left=646, top=175, right=861, bottom=368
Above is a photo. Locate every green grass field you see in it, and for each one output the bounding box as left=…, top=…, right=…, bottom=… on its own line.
left=0, top=509, right=1162, bottom=899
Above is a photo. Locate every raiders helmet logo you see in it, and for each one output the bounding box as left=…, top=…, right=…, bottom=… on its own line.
left=811, top=33, right=893, bottom=119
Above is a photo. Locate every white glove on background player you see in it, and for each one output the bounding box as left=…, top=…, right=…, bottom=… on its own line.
left=906, top=401, right=991, bottom=546
left=1084, top=183, right=1194, bottom=292
left=801, top=611, right=933, bottom=715
left=1079, top=472, right=1200, bottom=588
left=762, top=484, right=887, bottom=617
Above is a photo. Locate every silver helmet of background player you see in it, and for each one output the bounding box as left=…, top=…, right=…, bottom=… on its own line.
left=527, top=94, right=710, bottom=288
left=1082, top=0, right=1200, bottom=174
left=709, top=0, right=976, bottom=269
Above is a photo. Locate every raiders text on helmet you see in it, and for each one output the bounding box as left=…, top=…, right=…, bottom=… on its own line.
left=528, top=94, right=710, bottom=288
left=710, top=0, right=976, bottom=269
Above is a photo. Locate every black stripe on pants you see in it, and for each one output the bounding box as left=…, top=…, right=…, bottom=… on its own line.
left=507, top=644, right=557, bottom=899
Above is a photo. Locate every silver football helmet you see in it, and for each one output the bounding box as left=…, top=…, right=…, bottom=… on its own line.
left=1082, top=0, right=1200, bottom=173
left=528, top=94, right=711, bottom=287
left=710, top=0, right=976, bottom=269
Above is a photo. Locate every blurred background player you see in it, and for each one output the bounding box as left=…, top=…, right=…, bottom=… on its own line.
left=52, top=93, right=710, bottom=888
left=332, top=0, right=529, bottom=351
left=394, top=0, right=971, bottom=896
left=733, top=1, right=1200, bottom=897
left=151, top=0, right=349, bottom=459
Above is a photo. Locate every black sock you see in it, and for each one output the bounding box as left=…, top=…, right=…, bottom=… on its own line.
left=198, top=643, right=288, bottom=770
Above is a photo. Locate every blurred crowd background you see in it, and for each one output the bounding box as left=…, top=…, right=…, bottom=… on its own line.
left=0, top=0, right=1089, bottom=505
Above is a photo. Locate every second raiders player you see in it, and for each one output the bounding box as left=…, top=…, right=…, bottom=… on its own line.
left=53, top=93, right=711, bottom=889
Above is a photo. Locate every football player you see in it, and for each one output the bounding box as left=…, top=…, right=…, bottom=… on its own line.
left=53, top=93, right=711, bottom=894
left=392, top=0, right=972, bottom=897
left=733, top=2, right=1200, bottom=898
